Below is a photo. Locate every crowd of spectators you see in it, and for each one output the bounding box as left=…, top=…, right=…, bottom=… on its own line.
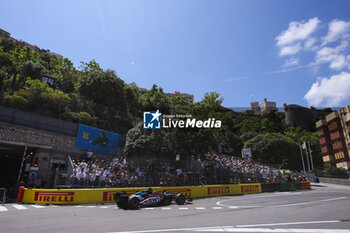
left=68, top=151, right=304, bottom=188
left=197, top=153, right=284, bottom=184
left=70, top=154, right=182, bottom=187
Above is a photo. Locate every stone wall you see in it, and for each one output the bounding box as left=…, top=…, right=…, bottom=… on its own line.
left=0, top=122, right=80, bottom=153
left=284, top=104, right=315, bottom=131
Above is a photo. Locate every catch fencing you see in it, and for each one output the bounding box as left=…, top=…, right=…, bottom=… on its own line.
left=53, top=157, right=290, bottom=189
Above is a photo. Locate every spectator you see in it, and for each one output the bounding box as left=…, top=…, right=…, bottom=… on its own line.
left=86, top=149, right=93, bottom=162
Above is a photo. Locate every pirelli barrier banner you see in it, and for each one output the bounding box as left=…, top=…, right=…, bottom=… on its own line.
left=21, top=183, right=261, bottom=204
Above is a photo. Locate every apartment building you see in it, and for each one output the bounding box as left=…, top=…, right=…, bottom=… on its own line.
left=316, top=106, right=350, bottom=169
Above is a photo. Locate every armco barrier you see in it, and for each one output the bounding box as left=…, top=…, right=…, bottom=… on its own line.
left=262, top=182, right=305, bottom=192
left=261, top=183, right=280, bottom=192
left=280, top=182, right=302, bottom=192
left=20, top=184, right=261, bottom=204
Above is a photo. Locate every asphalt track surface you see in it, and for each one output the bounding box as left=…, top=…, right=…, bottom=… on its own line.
left=1, top=183, right=350, bottom=233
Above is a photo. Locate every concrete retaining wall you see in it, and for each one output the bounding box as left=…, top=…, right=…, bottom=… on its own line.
left=319, top=177, right=350, bottom=186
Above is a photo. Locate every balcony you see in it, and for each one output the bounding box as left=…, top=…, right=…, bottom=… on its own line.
left=323, top=155, right=335, bottom=163
left=332, top=141, right=346, bottom=151
left=319, top=137, right=326, bottom=145
left=321, top=146, right=331, bottom=154
left=330, top=131, right=342, bottom=141
left=336, top=161, right=350, bottom=169
left=318, top=129, right=325, bottom=137
left=335, top=151, right=346, bottom=160
left=328, top=121, right=341, bottom=131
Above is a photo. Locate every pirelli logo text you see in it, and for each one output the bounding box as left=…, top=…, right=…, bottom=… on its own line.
left=241, top=185, right=260, bottom=193
left=34, top=191, right=74, bottom=203
left=207, top=186, right=230, bottom=195
left=102, top=190, right=140, bottom=201
left=163, top=189, right=191, bottom=197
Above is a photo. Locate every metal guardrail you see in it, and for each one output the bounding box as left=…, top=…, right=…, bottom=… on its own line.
left=319, top=177, right=350, bottom=186
left=0, top=188, right=7, bottom=205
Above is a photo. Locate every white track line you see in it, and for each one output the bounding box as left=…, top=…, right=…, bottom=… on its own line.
left=270, top=197, right=347, bottom=208
left=178, top=207, right=188, bottom=210
left=193, top=227, right=350, bottom=232
left=216, top=192, right=301, bottom=205
left=105, top=226, right=233, bottom=233
left=86, top=206, right=96, bottom=208
left=31, top=205, right=45, bottom=208
left=236, top=220, right=341, bottom=228
left=212, top=207, right=223, bottom=209
left=145, top=207, right=155, bottom=210
left=100, top=206, right=109, bottom=209
left=0, top=206, right=8, bottom=212
left=161, top=207, right=171, bottom=210
left=12, top=204, right=27, bottom=210
left=195, top=207, right=206, bottom=210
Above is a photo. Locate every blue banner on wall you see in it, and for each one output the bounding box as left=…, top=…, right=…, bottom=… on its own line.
left=75, top=124, right=119, bottom=156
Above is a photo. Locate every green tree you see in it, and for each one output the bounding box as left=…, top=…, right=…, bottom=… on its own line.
left=244, top=133, right=300, bottom=169
left=124, top=122, right=173, bottom=158
left=201, top=92, right=223, bottom=108
left=139, top=84, right=170, bottom=114
left=240, top=131, right=258, bottom=142
left=0, top=52, right=15, bottom=75
left=80, top=59, right=103, bottom=73
left=125, top=82, right=142, bottom=117
left=20, top=61, right=43, bottom=79
left=214, top=129, right=243, bottom=155
left=239, top=118, right=261, bottom=133
left=0, top=38, right=15, bottom=53
left=41, top=91, right=72, bottom=116
left=3, top=89, right=29, bottom=110
left=14, top=46, right=39, bottom=64
left=79, top=69, right=126, bottom=111
left=24, top=78, right=54, bottom=108
left=260, top=118, right=279, bottom=133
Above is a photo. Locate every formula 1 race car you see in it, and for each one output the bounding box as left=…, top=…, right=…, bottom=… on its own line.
left=114, top=188, right=188, bottom=209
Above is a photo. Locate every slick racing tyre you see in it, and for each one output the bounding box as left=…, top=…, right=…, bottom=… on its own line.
left=175, top=193, right=186, bottom=205
left=117, top=201, right=128, bottom=209
left=115, top=191, right=129, bottom=209
left=128, top=197, right=140, bottom=209
left=161, top=196, right=172, bottom=206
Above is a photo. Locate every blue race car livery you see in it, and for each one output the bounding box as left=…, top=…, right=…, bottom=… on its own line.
left=114, top=188, right=187, bottom=209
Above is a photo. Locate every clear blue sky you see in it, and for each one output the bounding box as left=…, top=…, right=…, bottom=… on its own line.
left=1, top=0, right=350, bottom=108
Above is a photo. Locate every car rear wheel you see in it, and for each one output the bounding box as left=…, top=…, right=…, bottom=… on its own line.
left=161, top=196, right=172, bottom=206
left=175, top=193, right=186, bottom=205
left=128, top=197, right=140, bottom=209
